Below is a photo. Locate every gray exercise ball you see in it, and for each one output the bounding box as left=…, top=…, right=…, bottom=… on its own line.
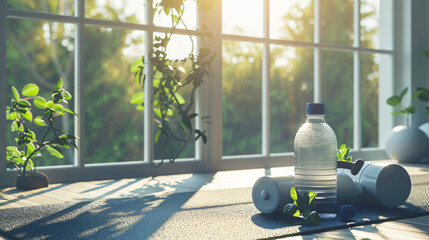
left=385, top=125, right=429, bottom=163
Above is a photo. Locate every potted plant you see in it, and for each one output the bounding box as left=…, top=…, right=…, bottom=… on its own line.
left=6, top=79, right=78, bottom=190
left=385, top=87, right=429, bottom=163
left=130, top=0, right=214, bottom=164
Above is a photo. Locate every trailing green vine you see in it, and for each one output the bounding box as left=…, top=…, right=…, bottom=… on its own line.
left=130, top=0, right=214, bottom=164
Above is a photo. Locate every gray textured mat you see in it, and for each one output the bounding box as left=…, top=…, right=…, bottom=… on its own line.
left=0, top=174, right=428, bottom=240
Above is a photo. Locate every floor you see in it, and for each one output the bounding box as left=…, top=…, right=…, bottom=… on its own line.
left=1, top=161, right=429, bottom=239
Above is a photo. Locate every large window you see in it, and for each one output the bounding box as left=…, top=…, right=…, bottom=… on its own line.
left=0, top=0, right=396, bottom=185
left=221, top=0, right=393, bottom=158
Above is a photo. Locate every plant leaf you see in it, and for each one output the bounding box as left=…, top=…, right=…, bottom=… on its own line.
left=283, top=203, right=299, bottom=216
left=305, top=211, right=321, bottom=226
left=130, top=58, right=143, bottom=73
left=155, top=130, right=161, bottom=143
left=336, top=152, right=342, bottom=160
left=47, top=146, right=64, bottom=158
left=22, top=83, right=39, bottom=97
left=417, top=87, right=429, bottom=101
left=400, top=87, right=408, bottom=98
left=21, top=110, right=33, bottom=122
left=130, top=92, right=145, bottom=104
left=340, top=144, right=346, bottom=153
left=57, top=78, right=63, bottom=89
left=34, top=116, right=47, bottom=126
left=387, top=96, right=401, bottom=106
left=290, top=186, right=298, bottom=202
left=12, top=86, right=20, bottom=101
left=174, top=92, right=186, bottom=105
left=405, top=106, right=416, bottom=114
left=33, top=96, right=47, bottom=109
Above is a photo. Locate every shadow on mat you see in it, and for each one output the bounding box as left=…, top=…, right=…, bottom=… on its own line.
left=250, top=202, right=429, bottom=239
left=0, top=173, right=215, bottom=240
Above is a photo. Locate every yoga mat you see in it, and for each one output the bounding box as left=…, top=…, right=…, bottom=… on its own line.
left=0, top=174, right=428, bottom=240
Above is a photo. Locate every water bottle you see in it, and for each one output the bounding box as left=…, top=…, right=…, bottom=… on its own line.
left=294, top=103, right=338, bottom=219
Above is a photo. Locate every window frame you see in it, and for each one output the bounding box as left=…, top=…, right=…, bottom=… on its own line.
left=0, top=0, right=405, bottom=187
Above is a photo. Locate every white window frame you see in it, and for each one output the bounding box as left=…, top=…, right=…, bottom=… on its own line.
left=0, top=0, right=418, bottom=187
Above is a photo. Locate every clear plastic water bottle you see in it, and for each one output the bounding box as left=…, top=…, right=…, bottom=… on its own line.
left=294, top=103, right=338, bottom=219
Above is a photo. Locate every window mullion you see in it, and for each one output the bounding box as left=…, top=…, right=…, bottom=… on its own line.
left=75, top=0, right=85, bottom=167
left=314, top=0, right=322, bottom=102
left=353, top=0, right=362, bottom=150
left=0, top=0, right=7, bottom=172
left=262, top=0, right=270, bottom=156
left=144, top=0, right=154, bottom=164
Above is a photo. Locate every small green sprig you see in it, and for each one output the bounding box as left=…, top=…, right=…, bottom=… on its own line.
left=283, top=187, right=321, bottom=226
left=337, top=144, right=352, bottom=162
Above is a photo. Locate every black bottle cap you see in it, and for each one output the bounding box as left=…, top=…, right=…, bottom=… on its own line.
left=306, top=103, right=325, bottom=114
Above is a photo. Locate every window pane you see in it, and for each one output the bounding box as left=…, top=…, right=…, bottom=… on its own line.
left=270, top=0, right=313, bottom=42
left=361, top=0, right=380, bottom=49
left=6, top=19, right=75, bottom=167
left=270, top=46, right=314, bottom=153
left=361, top=53, right=379, bottom=148
left=222, top=0, right=263, bottom=37
left=85, top=0, right=145, bottom=24
left=321, top=0, right=354, bottom=46
left=84, top=27, right=145, bottom=164
left=154, top=0, right=196, bottom=29
left=7, top=0, right=75, bottom=15
left=153, top=34, right=197, bottom=161
left=321, top=50, right=353, bottom=147
left=223, top=41, right=262, bottom=156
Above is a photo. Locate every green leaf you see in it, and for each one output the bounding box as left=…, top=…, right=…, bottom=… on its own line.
left=17, top=100, right=31, bottom=108
left=6, top=146, right=21, bottom=157
left=340, top=144, right=346, bottom=153
left=6, top=110, right=18, bottom=121
left=130, top=58, right=143, bottom=73
left=154, top=130, right=162, bottom=143
left=154, top=108, right=162, bottom=119
left=61, top=107, right=76, bottom=116
left=405, top=106, right=415, bottom=114
left=417, top=87, right=429, bottom=101
left=22, top=83, right=39, bottom=97
left=21, top=110, right=32, bottom=121
left=201, top=133, right=207, bottom=144
left=33, top=96, right=47, bottom=109
left=308, top=191, right=317, bottom=206
left=34, top=116, right=47, bottom=126
left=26, top=143, right=35, bottom=156
left=46, top=101, right=54, bottom=109
left=344, top=148, right=350, bottom=157
left=11, top=120, right=23, bottom=132
left=336, top=152, right=342, bottom=161
left=47, top=146, right=64, bottom=158
left=290, top=186, right=298, bottom=202
left=305, top=211, right=321, bottom=226
left=387, top=96, right=401, bottom=106
left=136, top=104, right=144, bottom=111
left=412, top=90, right=424, bottom=101
left=12, top=86, right=20, bottom=101
left=400, top=87, right=408, bottom=98
left=283, top=203, right=299, bottom=216
left=62, top=90, right=72, bottom=100
left=174, top=92, right=186, bottom=105
left=57, top=78, right=63, bottom=89
left=172, top=14, right=179, bottom=24
left=130, top=92, right=145, bottom=104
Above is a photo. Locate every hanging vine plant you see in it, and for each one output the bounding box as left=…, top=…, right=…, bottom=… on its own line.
left=130, top=0, right=214, bottom=164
